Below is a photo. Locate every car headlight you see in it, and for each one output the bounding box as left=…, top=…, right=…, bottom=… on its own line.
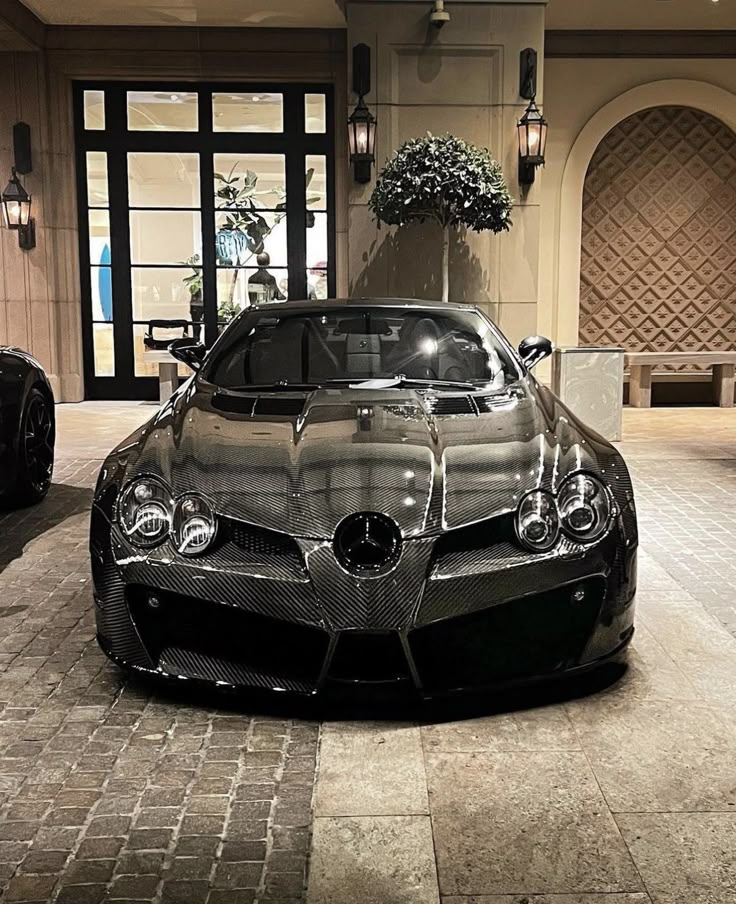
left=516, top=489, right=559, bottom=552
left=172, top=494, right=217, bottom=556
left=118, top=477, right=172, bottom=547
left=558, top=473, right=610, bottom=542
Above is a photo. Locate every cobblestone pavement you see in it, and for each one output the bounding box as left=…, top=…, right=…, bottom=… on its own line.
left=0, top=415, right=318, bottom=904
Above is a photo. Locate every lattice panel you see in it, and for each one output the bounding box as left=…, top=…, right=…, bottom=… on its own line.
left=579, top=106, right=736, bottom=370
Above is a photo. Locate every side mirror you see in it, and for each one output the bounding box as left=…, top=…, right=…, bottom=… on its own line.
left=169, top=337, right=206, bottom=372
left=518, top=335, right=553, bottom=370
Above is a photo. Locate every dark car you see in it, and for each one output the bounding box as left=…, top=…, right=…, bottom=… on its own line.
left=0, top=347, right=55, bottom=506
left=90, top=299, right=637, bottom=699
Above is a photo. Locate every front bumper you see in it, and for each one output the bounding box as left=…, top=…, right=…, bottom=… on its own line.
left=91, top=507, right=637, bottom=699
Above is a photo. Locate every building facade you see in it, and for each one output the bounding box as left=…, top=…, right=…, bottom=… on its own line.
left=0, top=0, right=734, bottom=400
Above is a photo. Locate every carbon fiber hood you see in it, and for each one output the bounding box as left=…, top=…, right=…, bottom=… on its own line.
left=114, top=378, right=625, bottom=539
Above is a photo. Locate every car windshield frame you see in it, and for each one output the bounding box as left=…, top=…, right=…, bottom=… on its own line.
left=201, top=304, right=524, bottom=391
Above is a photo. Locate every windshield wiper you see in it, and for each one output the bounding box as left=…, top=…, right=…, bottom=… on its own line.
left=344, top=375, right=478, bottom=391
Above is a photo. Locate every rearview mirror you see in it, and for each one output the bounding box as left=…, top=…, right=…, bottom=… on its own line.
left=518, top=335, right=553, bottom=370
left=169, top=337, right=206, bottom=372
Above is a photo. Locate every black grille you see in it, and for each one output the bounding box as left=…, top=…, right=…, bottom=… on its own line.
left=128, top=585, right=329, bottom=689
left=224, top=519, right=302, bottom=558
left=409, top=577, right=605, bottom=691
left=328, top=632, right=411, bottom=683
left=425, top=395, right=476, bottom=416
left=432, top=514, right=515, bottom=558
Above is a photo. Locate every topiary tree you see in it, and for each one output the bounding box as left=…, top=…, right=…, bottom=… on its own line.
left=369, top=134, right=513, bottom=302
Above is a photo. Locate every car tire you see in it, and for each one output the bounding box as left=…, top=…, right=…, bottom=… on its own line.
left=14, top=387, right=55, bottom=506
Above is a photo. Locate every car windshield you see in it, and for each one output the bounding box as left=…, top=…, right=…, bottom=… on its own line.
left=205, top=306, right=521, bottom=390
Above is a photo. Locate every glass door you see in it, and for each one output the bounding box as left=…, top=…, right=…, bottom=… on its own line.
left=75, top=83, right=335, bottom=400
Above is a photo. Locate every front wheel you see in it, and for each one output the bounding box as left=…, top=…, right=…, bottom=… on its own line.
left=15, top=387, right=55, bottom=505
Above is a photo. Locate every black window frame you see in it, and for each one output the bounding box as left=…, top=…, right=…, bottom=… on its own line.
left=74, top=80, right=337, bottom=401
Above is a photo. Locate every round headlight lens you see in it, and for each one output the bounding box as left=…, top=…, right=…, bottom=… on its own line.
left=516, top=490, right=559, bottom=552
left=558, top=474, right=610, bottom=542
left=119, top=477, right=172, bottom=547
left=173, top=494, right=217, bottom=556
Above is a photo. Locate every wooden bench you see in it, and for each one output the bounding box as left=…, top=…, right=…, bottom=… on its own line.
left=625, top=351, right=736, bottom=408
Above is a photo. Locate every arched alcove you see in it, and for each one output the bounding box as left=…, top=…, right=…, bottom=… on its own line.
left=579, top=106, right=736, bottom=360
left=554, top=79, right=736, bottom=346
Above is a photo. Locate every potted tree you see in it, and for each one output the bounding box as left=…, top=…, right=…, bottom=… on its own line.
left=369, top=134, right=513, bottom=302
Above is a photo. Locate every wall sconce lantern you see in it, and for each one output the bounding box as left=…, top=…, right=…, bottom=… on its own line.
left=2, top=122, right=35, bottom=250
left=517, top=48, right=548, bottom=186
left=2, top=167, right=35, bottom=250
left=348, top=43, right=377, bottom=183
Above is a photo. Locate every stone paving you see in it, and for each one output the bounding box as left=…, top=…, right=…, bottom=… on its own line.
left=0, top=406, right=318, bottom=904
left=1, top=404, right=736, bottom=903
left=306, top=408, right=736, bottom=904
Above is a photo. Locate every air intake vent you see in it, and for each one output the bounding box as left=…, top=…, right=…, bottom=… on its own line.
left=474, top=393, right=515, bottom=413
left=254, top=397, right=306, bottom=417
left=225, top=519, right=301, bottom=558
left=212, top=393, right=257, bottom=415
left=212, top=393, right=305, bottom=417
left=425, top=395, right=476, bottom=416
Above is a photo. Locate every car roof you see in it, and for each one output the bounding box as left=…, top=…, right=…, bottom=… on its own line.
left=249, top=297, right=480, bottom=313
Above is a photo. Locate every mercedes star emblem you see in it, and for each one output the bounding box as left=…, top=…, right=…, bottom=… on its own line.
left=333, top=512, right=402, bottom=575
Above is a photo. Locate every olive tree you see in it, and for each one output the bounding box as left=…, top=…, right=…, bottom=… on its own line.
left=369, top=134, right=513, bottom=302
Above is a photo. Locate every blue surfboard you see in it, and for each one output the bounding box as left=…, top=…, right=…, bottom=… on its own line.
left=99, top=245, right=113, bottom=322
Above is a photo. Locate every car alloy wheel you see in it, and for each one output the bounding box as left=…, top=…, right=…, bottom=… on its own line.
left=21, top=388, right=54, bottom=500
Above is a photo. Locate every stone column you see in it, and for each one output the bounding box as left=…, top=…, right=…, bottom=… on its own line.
left=345, top=0, right=545, bottom=345
left=0, top=51, right=83, bottom=401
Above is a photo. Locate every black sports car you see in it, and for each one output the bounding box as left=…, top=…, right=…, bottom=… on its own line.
left=0, top=346, right=55, bottom=506
left=91, top=299, right=637, bottom=698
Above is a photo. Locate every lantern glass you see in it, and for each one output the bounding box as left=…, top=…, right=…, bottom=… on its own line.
left=517, top=99, right=547, bottom=165
left=1, top=170, right=32, bottom=230
left=348, top=100, right=376, bottom=159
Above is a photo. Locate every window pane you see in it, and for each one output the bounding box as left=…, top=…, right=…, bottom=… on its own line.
left=217, top=267, right=288, bottom=315
left=86, top=152, right=109, bottom=207
left=84, top=90, right=105, bottom=130
left=307, top=211, right=328, bottom=271
left=89, top=210, right=111, bottom=264
left=127, top=91, right=198, bottom=132
left=133, top=324, right=190, bottom=378
left=91, top=266, right=113, bottom=321
left=215, top=212, right=287, bottom=268
left=213, top=92, right=283, bottom=132
left=128, top=152, right=200, bottom=208
left=307, top=270, right=328, bottom=300
left=93, top=323, right=114, bottom=376
left=306, top=155, right=327, bottom=210
left=214, top=154, right=286, bottom=210
left=132, top=266, right=203, bottom=338
left=305, top=94, right=326, bottom=133
left=130, top=210, right=201, bottom=264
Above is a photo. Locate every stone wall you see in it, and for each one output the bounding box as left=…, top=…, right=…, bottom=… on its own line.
left=0, top=51, right=81, bottom=400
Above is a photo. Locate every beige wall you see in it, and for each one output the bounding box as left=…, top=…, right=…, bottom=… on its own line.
left=346, top=0, right=546, bottom=346
left=5, top=13, right=736, bottom=401
left=0, top=51, right=81, bottom=401
left=0, top=29, right=347, bottom=400
left=539, top=58, right=736, bottom=370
